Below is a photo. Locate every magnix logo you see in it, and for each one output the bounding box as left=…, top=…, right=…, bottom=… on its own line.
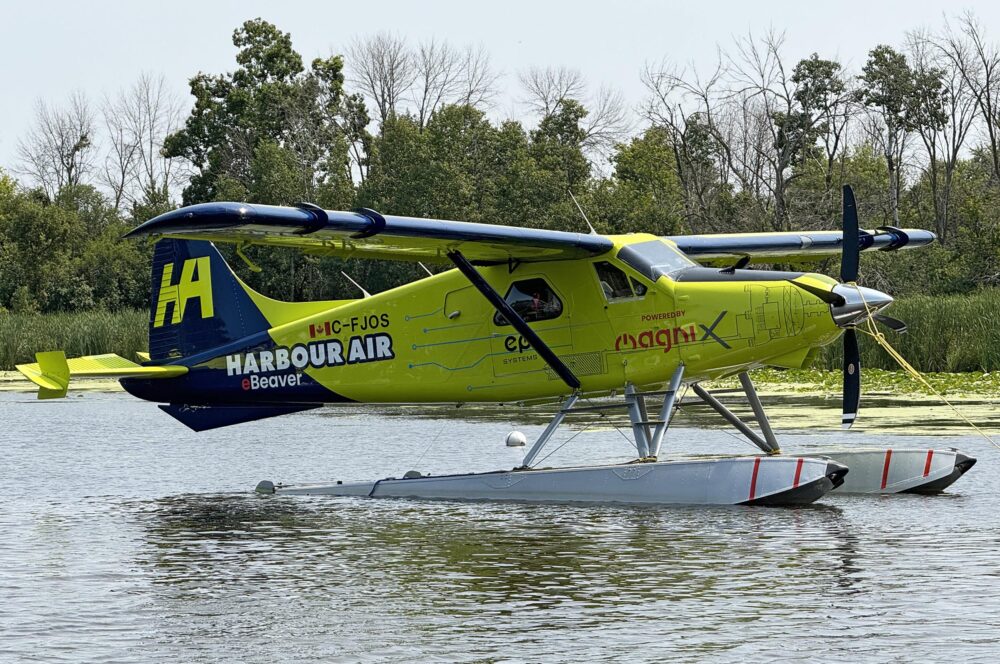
left=153, top=257, right=214, bottom=328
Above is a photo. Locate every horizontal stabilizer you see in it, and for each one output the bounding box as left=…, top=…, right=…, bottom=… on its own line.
left=160, top=403, right=321, bottom=431
left=16, top=351, right=188, bottom=399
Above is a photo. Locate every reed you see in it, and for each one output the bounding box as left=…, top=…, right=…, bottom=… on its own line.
left=0, top=309, right=147, bottom=370
left=816, top=289, right=1000, bottom=372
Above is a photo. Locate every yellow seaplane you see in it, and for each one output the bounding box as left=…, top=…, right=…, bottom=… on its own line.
left=17, top=186, right=975, bottom=505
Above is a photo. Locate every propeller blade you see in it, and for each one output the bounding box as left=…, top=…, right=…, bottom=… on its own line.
left=843, top=328, right=860, bottom=429
left=788, top=279, right=846, bottom=306
left=841, top=184, right=860, bottom=283
left=874, top=313, right=908, bottom=334
left=719, top=255, right=751, bottom=275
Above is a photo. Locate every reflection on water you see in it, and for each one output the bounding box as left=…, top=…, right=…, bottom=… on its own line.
left=133, top=494, right=869, bottom=661
left=2, top=391, right=999, bottom=662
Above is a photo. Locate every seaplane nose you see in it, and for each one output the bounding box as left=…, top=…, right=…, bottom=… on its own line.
left=830, top=284, right=894, bottom=327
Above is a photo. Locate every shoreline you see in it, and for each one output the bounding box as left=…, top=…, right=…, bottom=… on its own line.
left=4, top=369, right=996, bottom=436
left=4, top=368, right=999, bottom=400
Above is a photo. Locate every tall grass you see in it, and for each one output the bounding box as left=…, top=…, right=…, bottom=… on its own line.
left=816, top=289, right=1000, bottom=372
left=0, top=309, right=147, bottom=370
left=1, top=290, right=998, bottom=372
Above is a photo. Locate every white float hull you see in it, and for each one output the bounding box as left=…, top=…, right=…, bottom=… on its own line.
left=257, top=455, right=847, bottom=506
left=814, top=448, right=976, bottom=494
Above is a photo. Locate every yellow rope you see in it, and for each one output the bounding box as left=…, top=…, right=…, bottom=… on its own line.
left=847, top=282, right=1000, bottom=450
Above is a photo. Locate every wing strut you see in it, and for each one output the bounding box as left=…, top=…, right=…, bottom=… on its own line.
left=446, top=250, right=580, bottom=390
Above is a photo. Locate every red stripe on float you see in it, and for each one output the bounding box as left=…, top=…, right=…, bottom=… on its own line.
left=749, top=457, right=762, bottom=501
left=880, top=449, right=893, bottom=490
left=793, top=458, right=804, bottom=488
left=923, top=449, right=934, bottom=477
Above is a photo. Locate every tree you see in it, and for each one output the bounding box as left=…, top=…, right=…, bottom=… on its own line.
left=907, top=30, right=977, bottom=241
left=642, top=36, right=848, bottom=233
left=519, top=66, right=630, bottom=159
left=100, top=73, right=183, bottom=211
left=857, top=45, right=947, bottom=225
left=347, top=32, right=415, bottom=126
left=587, top=127, right=686, bottom=235
left=939, top=13, right=1000, bottom=181
left=163, top=19, right=366, bottom=301
left=164, top=19, right=358, bottom=208
left=16, top=92, right=96, bottom=198
left=726, top=33, right=848, bottom=230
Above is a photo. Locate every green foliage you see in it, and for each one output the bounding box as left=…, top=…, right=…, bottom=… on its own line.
left=163, top=18, right=359, bottom=206
left=587, top=127, right=685, bottom=235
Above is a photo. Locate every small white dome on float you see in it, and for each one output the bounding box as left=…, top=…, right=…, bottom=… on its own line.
left=505, top=431, right=527, bottom=447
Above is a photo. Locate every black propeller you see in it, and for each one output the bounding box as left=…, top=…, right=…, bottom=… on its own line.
left=789, top=185, right=906, bottom=428
left=843, top=327, right=860, bottom=429
left=841, top=184, right=860, bottom=283
left=874, top=313, right=907, bottom=334
left=835, top=186, right=906, bottom=427
left=840, top=184, right=861, bottom=429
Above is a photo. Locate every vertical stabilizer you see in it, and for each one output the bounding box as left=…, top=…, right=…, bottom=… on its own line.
left=148, top=239, right=270, bottom=361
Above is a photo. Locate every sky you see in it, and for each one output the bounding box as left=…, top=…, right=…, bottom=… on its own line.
left=3, top=0, right=1000, bottom=174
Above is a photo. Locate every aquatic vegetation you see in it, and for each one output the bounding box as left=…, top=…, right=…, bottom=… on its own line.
left=0, top=309, right=147, bottom=369
left=709, top=367, right=1000, bottom=397
left=815, top=290, right=1000, bottom=372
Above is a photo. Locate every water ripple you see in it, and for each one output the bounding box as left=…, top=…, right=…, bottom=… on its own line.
left=2, top=392, right=999, bottom=662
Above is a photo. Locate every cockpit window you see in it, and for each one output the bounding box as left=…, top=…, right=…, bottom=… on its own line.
left=493, top=278, right=563, bottom=326
left=595, top=261, right=632, bottom=299
left=617, top=240, right=696, bottom=281
left=594, top=261, right=646, bottom=300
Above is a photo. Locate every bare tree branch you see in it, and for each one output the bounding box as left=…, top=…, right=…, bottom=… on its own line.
left=347, top=32, right=416, bottom=125
left=518, top=66, right=585, bottom=117
left=411, top=38, right=463, bottom=128
left=458, top=44, right=501, bottom=110
left=16, top=91, right=96, bottom=197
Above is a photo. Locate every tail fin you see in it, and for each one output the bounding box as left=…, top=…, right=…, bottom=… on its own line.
left=148, top=239, right=270, bottom=361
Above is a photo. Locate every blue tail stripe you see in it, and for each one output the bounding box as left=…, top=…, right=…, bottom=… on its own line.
left=149, top=239, right=270, bottom=361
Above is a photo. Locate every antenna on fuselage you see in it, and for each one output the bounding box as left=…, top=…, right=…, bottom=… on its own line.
left=340, top=271, right=372, bottom=298
left=568, top=189, right=598, bottom=235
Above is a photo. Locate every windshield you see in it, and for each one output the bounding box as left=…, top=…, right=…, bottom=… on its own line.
left=617, top=240, right=696, bottom=281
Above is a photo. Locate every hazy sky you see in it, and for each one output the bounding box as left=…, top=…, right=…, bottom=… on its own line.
left=3, top=0, right=999, bottom=173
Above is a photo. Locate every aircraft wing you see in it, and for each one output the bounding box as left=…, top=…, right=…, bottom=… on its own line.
left=666, top=228, right=936, bottom=265
left=126, top=202, right=613, bottom=264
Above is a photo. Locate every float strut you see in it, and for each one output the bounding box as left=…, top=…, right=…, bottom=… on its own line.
left=691, top=384, right=775, bottom=454
left=648, top=364, right=685, bottom=457
left=521, top=394, right=579, bottom=468
left=624, top=384, right=651, bottom=458
left=738, top=372, right=780, bottom=453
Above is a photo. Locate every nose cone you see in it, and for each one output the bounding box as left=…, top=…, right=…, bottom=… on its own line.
left=830, top=284, right=894, bottom=327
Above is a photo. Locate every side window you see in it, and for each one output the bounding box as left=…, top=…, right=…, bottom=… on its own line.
left=493, top=278, right=563, bottom=326
left=595, top=261, right=646, bottom=300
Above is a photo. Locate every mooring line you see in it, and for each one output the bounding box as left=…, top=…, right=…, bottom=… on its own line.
left=849, top=282, right=1000, bottom=450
